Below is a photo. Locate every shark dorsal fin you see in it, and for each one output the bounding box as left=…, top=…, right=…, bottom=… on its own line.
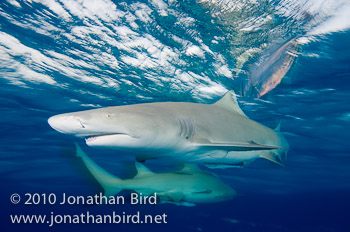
left=134, top=162, right=154, bottom=178
left=180, top=163, right=202, bottom=173
left=214, top=91, right=247, bottom=117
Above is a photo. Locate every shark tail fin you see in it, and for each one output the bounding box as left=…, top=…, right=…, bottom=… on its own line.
left=74, top=143, right=124, bottom=197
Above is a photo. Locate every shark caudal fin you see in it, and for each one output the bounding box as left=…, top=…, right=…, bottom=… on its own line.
left=74, top=143, right=124, bottom=197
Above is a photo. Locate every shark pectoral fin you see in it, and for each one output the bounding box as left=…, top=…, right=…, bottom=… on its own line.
left=167, top=191, right=184, bottom=202
left=196, top=142, right=283, bottom=151
left=260, top=153, right=285, bottom=166
left=134, top=162, right=154, bottom=178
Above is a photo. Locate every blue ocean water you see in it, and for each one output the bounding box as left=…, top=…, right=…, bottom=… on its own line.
left=1, top=0, right=350, bottom=231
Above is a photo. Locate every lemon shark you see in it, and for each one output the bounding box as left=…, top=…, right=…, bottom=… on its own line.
left=75, top=144, right=236, bottom=205
left=48, top=91, right=289, bottom=167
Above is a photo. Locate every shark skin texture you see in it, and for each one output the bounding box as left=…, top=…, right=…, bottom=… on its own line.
left=75, top=143, right=236, bottom=206
left=48, top=91, right=289, bottom=168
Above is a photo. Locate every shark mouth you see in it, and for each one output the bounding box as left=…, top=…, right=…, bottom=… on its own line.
left=85, top=133, right=133, bottom=144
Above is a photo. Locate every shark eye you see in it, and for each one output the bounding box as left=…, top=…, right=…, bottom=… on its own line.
left=106, top=114, right=112, bottom=118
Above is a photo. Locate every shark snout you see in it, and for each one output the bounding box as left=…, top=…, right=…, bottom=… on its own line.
left=48, top=114, right=86, bottom=135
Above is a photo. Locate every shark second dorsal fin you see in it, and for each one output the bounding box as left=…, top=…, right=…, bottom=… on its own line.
left=214, top=91, right=247, bottom=117
left=134, top=162, right=154, bottom=178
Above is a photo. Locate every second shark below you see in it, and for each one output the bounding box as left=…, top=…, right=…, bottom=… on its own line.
left=75, top=143, right=236, bottom=206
